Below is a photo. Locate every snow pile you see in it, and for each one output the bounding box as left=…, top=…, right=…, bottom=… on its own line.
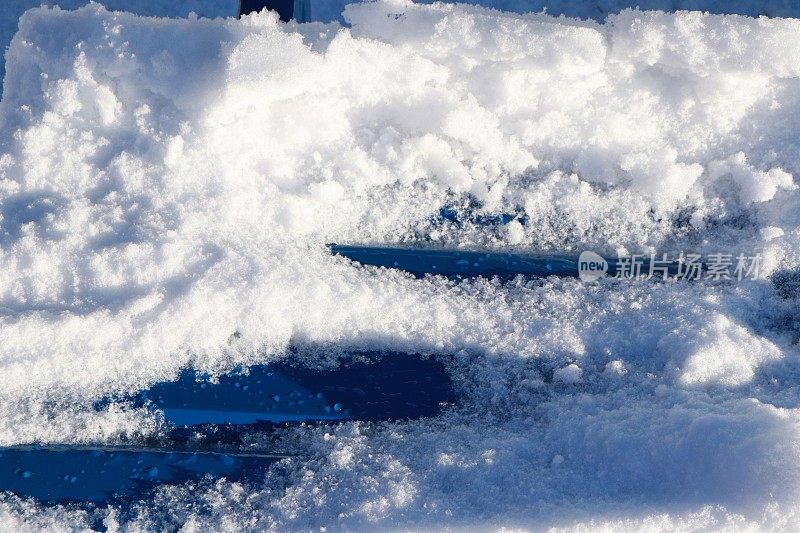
left=0, top=1, right=237, bottom=99
left=0, top=1, right=799, bottom=530
left=4, top=0, right=800, bottom=98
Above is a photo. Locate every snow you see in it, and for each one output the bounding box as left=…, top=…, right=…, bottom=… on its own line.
left=0, top=1, right=238, bottom=100
left=3, top=0, right=799, bottom=98
left=312, top=0, right=800, bottom=23
left=553, top=363, right=583, bottom=383
left=0, top=0, right=800, bottom=530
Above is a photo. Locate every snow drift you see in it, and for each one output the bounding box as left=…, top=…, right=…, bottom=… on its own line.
left=0, top=1, right=799, bottom=530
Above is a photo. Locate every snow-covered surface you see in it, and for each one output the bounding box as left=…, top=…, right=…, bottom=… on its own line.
left=3, top=1, right=800, bottom=97
left=0, top=1, right=237, bottom=97
left=4, top=0, right=800, bottom=95
left=312, top=0, right=800, bottom=23
left=1, top=0, right=800, bottom=530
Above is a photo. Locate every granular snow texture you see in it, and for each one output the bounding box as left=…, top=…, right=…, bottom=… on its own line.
left=0, top=1, right=238, bottom=98
left=4, top=0, right=800, bottom=98
left=0, top=1, right=799, bottom=530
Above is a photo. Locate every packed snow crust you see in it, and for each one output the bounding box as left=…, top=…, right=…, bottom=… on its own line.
left=1, top=1, right=800, bottom=530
